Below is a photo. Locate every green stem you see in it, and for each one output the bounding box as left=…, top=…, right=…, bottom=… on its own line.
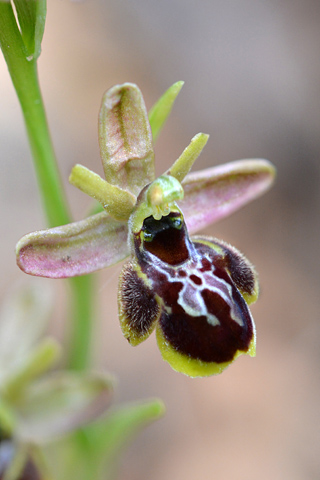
left=68, top=275, right=95, bottom=370
left=0, top=2, right=94, bottom=370
left=0, top=2, right=69, bottom=227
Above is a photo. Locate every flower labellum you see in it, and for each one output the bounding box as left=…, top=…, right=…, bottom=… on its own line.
left=15, top=82, right=276, bottom=377
left=119, top=176, right=258, bottom=377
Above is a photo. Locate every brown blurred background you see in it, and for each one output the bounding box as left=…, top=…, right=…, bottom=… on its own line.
left=1, top=1, right=320, bottom=479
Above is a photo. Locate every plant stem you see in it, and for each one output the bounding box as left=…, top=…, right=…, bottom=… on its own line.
left=0, top=2, right=94, bottom=370
left=0, top=2, right=70, bottom=227
left=68, top=275, right=95, bottom=370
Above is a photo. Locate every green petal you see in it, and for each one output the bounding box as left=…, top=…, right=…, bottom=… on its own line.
left=69, top=164, right=136, bottom=221
left=180, top=159, right=276, bottom=234
left=166, top=132, right=209, bottom=182
left=16, top=372, right=113, bottom=443
left=16, top=212, right=129, bottom=278
left=99, top=83, right=155, bottom=197
left=148, top=81, right=184, bottom=142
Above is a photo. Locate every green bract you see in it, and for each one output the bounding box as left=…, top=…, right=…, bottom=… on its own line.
left=16, top=82, right=276, bottom=377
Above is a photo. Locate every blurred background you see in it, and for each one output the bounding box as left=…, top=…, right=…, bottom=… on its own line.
left=1, top=1, right=320, bottom=479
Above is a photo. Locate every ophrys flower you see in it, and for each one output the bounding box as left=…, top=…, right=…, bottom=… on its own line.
left=16, top=82, right=275, bottom=377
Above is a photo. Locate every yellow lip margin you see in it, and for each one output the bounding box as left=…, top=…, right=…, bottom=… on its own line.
left=156, top=323, right=256, bottom=378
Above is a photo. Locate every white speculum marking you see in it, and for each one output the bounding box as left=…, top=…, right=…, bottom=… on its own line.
left=153, top=252, right=244, bottom=328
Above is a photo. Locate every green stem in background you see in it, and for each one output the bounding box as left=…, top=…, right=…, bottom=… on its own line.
left=0, top=1, right=69, bottom=228
left=68, top=275, right=95, bottom=371
left=0, top=1, right=94, bottom=370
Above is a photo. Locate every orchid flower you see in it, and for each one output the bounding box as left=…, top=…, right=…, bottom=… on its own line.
left=0, top=282, right=113, bottom=479
left=16, top=82, right=275, bottom=378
